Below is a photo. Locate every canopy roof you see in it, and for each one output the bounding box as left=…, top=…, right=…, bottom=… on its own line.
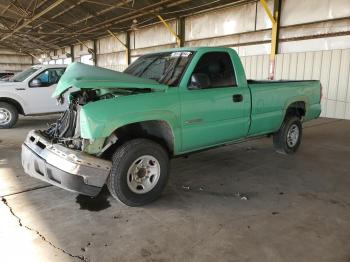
left=0, top=0, right=255, bottom=55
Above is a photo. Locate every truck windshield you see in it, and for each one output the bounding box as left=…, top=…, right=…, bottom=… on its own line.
left=10, top=67, right=39, bottom=82
left=124, top=51, right=193, bottom=86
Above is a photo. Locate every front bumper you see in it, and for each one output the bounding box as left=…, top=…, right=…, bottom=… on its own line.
left=21, top=130, right=112, bottom=196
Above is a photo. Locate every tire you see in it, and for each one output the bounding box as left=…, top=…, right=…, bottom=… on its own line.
left=273, top=116, right=302, bottom=154
left=0, top=102, right=18, bottom=129
left=107, top=138, right=170, bottom=206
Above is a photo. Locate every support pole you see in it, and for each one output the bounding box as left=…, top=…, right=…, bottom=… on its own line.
left=260, top=0, right=281, bottom=80
left=93, top=39, right=98, bottom=66
left=70, top=45, right=74, bottom=62
left=125, top=31, right=131, bottom=65
left=157, top=15, right=181, bottom=47
left=177, top=17, right=185, bottom=47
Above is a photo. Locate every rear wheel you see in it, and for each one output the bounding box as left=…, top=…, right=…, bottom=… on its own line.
left=273, top=116, right=302, bottom=154
left=0, top=102, right=18, bottom=129
left=107, top=138, right=169, bottom=206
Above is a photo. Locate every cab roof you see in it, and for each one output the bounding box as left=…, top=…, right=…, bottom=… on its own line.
left=152, top=46, right=234, bottom=53
left=32, top=64, right=67, bottom=69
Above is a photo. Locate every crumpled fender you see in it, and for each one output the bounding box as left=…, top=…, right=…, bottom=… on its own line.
left=79, top=90, right=182, bottom=153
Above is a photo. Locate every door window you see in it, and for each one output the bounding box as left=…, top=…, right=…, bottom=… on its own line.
left=189, top=52, right=236, bottom=89
left=29, top=68, right=65, bottom=87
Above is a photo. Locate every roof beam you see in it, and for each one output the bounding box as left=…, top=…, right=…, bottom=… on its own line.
left=0, top=0, right=65, bottom=42
left=77, top=0, right=173, bottom=34
left=0, top=30, right=96, bottom=36
left=34, top=0, right=133, bottom=43
left=49, top=0, right=176, bottom=46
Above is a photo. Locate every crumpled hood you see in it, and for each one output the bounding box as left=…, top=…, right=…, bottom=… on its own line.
left=53, top=62, right=168, bottom=97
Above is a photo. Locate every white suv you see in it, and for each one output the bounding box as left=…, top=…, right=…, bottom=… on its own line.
left=0, top=64, right=67, bottom=128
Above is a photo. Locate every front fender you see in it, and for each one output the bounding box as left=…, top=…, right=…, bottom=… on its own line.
left=0, top=91, right=28, bottom=114
left=79, top=91, right=181, bottom=152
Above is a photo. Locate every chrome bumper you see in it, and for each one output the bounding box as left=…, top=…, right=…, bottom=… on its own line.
left=21, top=130, right=112, bottom=196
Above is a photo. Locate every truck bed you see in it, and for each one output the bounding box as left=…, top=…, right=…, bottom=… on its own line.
left=247, top=79, right=321, bottom=137
left=247, top=79, right=319, bottom=84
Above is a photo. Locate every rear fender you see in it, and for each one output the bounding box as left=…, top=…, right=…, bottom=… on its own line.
left=282, top=97, right=309, bottom=123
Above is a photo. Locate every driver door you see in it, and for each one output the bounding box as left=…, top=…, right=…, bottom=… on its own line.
left=26, top=68, right=67, bottom=114
left=180, top=51, right=251, bottom=152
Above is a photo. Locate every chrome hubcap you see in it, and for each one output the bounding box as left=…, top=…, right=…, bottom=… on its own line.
left=127, top=155, right=160, bottom=194
left=287, top=124, right=299, bottom=147
left=0, top=108, right=11, bottom=125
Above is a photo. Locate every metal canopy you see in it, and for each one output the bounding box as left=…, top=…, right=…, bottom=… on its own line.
left=0, top=0, right=256, bottom=55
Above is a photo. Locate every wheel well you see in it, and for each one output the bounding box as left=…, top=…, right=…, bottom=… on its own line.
left=0, top=97, right=24, bottom=115
left=285, top=101, right=305, bottom=119
left=105, top=120, right=174, bottom=157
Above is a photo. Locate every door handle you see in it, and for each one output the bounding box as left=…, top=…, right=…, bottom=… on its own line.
left=185, top=118, right=203, bottom=125
left=232, top=94, right=243, bottom=102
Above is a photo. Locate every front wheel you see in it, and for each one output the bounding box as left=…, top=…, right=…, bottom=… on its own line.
left=107, top=139, right=170, bottom=206
left=273, top=116, right=302, bottom=154
left=0, top=102, right=18, bottom=129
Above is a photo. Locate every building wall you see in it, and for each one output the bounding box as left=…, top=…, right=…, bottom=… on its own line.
left=241, top=48, right=350, bottom=119
left=44, top=0, right=350, bottom=63
left=41, top=0, right=350, bottom=119
left=183, top=0, right=350, bottom=54
left=96, top=34, right=127, bottom=71
left=0, top=48, right=33, bottom=73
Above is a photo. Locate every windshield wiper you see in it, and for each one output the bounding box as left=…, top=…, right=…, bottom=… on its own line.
left=135, top=57, right=159, bottom=78
left=158, top=56, right=181, bottom=85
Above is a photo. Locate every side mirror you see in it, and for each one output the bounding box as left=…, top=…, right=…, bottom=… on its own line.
left=30, top=79, right=42, bottom=87
left=189, top=73, right=211, bottom=89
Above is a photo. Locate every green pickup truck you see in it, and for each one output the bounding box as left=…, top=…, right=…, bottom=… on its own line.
left=21, top=47, right=321, bottom=206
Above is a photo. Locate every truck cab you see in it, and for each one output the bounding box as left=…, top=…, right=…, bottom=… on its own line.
left=0, top=64, right=67, bottom=128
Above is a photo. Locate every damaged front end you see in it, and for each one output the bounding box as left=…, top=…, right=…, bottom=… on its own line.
left=22, top=129, right=111, bottom=196
left=21, top=89, right=115, bottom=196
left=21, top=62, right=168, bottom=196
left=43, top=90, right=99, bottom=153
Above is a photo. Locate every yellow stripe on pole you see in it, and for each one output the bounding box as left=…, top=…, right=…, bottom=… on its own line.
left=107, top=29, right=128, bottom=49
left=259, top=0, right=278, bottom=80
left=157, top=15, right=181, bottom=47
left=259, top=0, right=276, bottom=24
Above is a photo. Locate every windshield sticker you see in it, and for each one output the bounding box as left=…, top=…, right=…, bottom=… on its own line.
left=171, top=52, right=182, bottom=57
left=181, top=52, right=192, bottom=57
left=171, top=52, right=192, bottom=57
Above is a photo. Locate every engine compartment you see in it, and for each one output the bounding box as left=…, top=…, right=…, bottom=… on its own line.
left=41, top=88, right=151, bottom=151
left=42, top=89, right=100, bottom=150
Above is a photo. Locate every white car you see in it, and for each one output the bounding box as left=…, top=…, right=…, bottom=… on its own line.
left=0, top=64, right=67, bottom=128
